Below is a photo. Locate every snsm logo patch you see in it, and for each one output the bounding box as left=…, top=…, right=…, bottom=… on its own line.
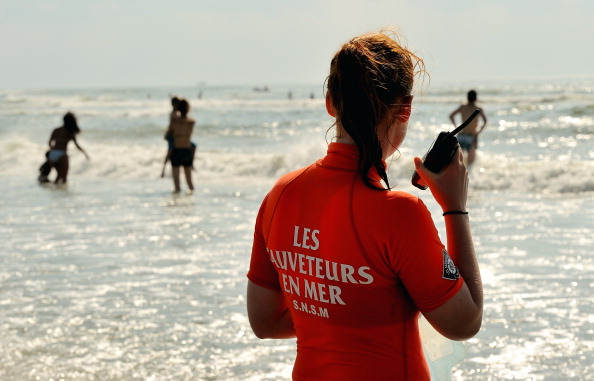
left=442, top=250, right=460, bottom=280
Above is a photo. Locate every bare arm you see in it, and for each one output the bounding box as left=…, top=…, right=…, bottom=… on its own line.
left=247, top=281, right=296, bottom=339
left=477, top=107, right=487, bottom=134
left=413, top=149, right=483, bottom=340
left=423, top=214, right=483, bottom=340
left=449, top=106, right=462, bottom=126
left=72, top=136, right=90, bottom=160
left=48, top=130, right=56, bottom=149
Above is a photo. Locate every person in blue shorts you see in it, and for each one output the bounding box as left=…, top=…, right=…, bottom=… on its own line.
left=449, top=90, right=487, bottom=166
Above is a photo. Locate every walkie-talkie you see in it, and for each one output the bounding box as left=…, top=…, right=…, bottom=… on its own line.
left=411, top=109, right=480, bottom=190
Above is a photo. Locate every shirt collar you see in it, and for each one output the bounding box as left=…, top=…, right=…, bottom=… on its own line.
left=318, top=143, right=385, bottom=186
left=317, top=143, right=359, bottom=171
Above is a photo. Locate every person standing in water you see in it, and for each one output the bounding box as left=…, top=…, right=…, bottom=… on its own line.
left=246, top=32, right=483, bottom=380
left=39, top=112, right=90, bottom=184
left=449, top=90, right=487, bottom=166
left=164, top=99, right=195, bottom=193
left=162, top=97, right=197, bottom=177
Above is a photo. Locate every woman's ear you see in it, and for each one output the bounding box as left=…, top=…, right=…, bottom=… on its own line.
left=397, top=95, right=413, bottom=123
left=325, top=94, right=336, bottom=117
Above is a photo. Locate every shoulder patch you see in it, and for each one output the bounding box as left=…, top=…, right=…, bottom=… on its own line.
left=442, top=250, right=460, bottom=280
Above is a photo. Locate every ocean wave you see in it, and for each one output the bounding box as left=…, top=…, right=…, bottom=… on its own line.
left=0, top=136, right=326, bottom=185
left=2, top=82, right=593, bottom=195
left=468, top=156, right=594, bottom=193
left=2, top=136, right=592, bottom=195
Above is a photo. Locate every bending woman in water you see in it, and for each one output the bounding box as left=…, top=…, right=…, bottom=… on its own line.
left=44, top=112, right=89, bottom=184
left=246, top=31, right=483, bottom=380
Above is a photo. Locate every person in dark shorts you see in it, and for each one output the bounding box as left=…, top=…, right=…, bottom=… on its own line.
left=164, top=99, right=195, bottom=193
left=170, top=147, right=193, bottom=167
left=162, top=97, right=196, bottom=177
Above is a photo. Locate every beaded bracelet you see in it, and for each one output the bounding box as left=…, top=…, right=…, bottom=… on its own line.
left=442, top=211, right=469, bottom=216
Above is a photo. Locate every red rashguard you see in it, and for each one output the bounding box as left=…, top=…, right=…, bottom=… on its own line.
left=248, top=143, right=463, bottom=381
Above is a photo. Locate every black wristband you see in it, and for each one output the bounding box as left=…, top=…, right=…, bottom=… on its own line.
left=442, top=210, right=469, bottom=216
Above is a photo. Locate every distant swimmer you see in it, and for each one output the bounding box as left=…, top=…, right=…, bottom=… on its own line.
left=164, top=99, right=196, bottom=194
left=38, top=112, right=89, bottom=184
left=449, top=90, right=487, bottom=166
left=162, top=96, right=196, bottom=178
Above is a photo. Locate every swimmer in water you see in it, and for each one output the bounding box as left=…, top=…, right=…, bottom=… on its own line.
left=449, top=90, right=487, bottom=166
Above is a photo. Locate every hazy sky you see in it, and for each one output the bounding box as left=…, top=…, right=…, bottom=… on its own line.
left=1, top=0, right=593, bottom=88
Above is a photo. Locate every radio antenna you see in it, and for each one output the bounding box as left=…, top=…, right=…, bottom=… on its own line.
left=447, top=109, right=480, bottom=138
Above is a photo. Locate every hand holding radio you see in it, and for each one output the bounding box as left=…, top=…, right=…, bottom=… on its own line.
left=414, top=149, right=469, bottom=213
left=411, top=109, right=480, bottom=190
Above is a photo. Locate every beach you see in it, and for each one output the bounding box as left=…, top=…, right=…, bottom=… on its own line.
left=1, top=79, right=593, bottom=380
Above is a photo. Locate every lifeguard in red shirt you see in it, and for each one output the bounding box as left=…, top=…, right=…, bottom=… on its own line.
left=247, top=31, right=483, bottom=381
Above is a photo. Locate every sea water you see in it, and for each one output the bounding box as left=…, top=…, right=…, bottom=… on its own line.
left=0, top=79, right=593, bottom=380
